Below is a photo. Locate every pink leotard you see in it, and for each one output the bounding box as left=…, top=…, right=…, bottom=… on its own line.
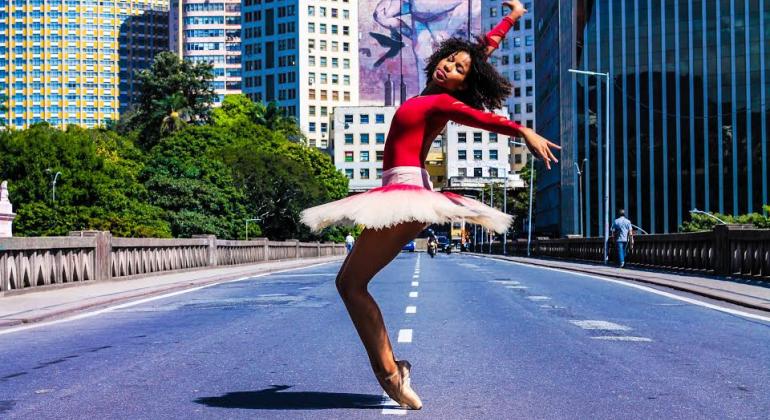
left=382, top=17, right=521, bottom=170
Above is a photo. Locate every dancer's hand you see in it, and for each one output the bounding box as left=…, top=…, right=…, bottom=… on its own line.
left=521, top=127, right=561, bottom=170
left=503, top=1, right=527, bottom=20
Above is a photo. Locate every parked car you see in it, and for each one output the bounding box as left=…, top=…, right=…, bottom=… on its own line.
left=402, top=240, right=416, bottom=252
left=436, top=236, right=450, bottom=251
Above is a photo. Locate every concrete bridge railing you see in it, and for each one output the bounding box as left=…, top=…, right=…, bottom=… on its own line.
left=0, top=231, right=345, bottom=295
left=479, top=224, right=770, bottom=281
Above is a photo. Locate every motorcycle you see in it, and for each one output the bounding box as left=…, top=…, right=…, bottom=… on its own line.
left=427, top=241, right=437, bottom=258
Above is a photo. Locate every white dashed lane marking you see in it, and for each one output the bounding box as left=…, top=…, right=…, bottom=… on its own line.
left=569, top=320, right=632, bottom=331
left=592, top=336, right=653, bottom=342
left=405, top=306, right=417, bottom=314
left=411, top=281, right=419, bottom=287
left=397, top=329, right=413, bottom=343
left=505, top=285, right=528, bottom=289
left=409, top=291, right=418, bottom=298
left=527, top=296, right=551, bottom=301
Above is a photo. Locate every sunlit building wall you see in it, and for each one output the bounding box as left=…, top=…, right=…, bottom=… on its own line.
left=0, top=0, right=169, bottom=128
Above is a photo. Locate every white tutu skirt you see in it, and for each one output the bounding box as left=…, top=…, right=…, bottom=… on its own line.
left=300, top=166, right=513, bottom=234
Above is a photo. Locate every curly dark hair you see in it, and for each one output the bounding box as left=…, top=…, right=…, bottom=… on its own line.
left=424, top=37, right=513, bottom=110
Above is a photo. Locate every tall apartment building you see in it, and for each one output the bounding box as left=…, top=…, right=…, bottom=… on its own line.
left=241, top=0, right=359, bottom=149
left=169, top=0, right=242, bottom=104
left=535, top=0, right=770, bottom=236
left=1, top=0, right=168, bottom=129
left=482, top=0, right=535, bottom=175
left=330, top=106, right=394, bottom=192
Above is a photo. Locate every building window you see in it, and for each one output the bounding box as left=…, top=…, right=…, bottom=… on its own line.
left=308, top=5, right=314, bottom=16
left=376, top=150, right=384, bottom=161
left=473, top=150, right=482, bottom=160
left=515, top=154, right=522, bottom=164
left=344, top=133, right=353, bottom=144
left=474, top=168, right=482, bottom=177
left=473, top=132, right=482, bottom=143
left=360, top=114, right=369, bottom=124
left=344, top=114, right=353, bottom=124
left=376, top=168, right=383, bottom=179
left=458, top=150, right=467, bottom=160
left=489, top=150, right=498, bottom=160
left=360, top=133, right=370, bottom=144
left=376, top=133, right=385, bottom=143
left=345, top=168, right=354, bottom=178
left=309, top=122, right=316, bottom=132
left=489, top=133, right=498, bottom=143
left=360, top=168, right=370, bottom=179
left=458, top=132, right=467, bottom=143
left=344, top=151, right=354, bottom=162
left=375, top=113, right=385, bottom=124
left=321, top=123, right=328, bottom=133
left=490, top=168, right=499, bottom=178
left=361, top=151, right=370, bottom=162
left=458, top=168, right=467, bottom=177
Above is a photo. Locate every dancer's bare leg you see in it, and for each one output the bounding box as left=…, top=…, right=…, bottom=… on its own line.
left=336, top=221, right=426, bottom=376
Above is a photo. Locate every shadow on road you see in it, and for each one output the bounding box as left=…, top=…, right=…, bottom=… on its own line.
left=194, top=385, right=384, bottom=410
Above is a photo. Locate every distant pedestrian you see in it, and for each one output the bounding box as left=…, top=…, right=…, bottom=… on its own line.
left=612, top=209, right=634, bottom=268
left=345, top=232, right=355, bottom=253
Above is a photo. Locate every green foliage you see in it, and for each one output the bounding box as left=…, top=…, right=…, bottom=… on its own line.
left=212, top=95, right=306, bottom=144
left=679, top=206, right=770, bottom=232
left=124, top=51, right=217, bottom=148
left=0, top=124, right=171, bottom=237
left=141, top=125, right=247, bottom=238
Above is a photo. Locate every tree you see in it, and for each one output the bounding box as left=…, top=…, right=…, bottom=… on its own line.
left=155, top=92, right=191, bottom=134
left=679, top=206, right=770, bottom=232
left=126, top=52, right=217, bottom=148
left=141, top=125, right=248, bottom=238
left=0, top=124, right=171, bottom=237
left=211, top=95, right=306, bottom=144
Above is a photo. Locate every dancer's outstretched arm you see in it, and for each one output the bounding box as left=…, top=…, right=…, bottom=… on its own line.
left=431, top=94, right=561, bottom=169
left=484, top=1, right=528, bottom=57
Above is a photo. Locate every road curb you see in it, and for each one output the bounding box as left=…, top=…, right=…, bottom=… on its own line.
left=0, top=257, right=343, bottom=329
left=473, top=253, right=770, bottom=313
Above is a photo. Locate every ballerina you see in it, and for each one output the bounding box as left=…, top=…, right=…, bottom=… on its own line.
left=301, top=1, right=559, bottom=410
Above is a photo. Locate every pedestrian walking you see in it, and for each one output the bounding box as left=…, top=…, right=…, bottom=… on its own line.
left=612, top=209, right=634, bottom=268
left=299, top=1, right=559, bottom=410
left=345, top=232, right=355, bottom=253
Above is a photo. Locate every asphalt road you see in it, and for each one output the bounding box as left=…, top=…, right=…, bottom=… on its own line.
left=1, top=253, right=769, bottom=419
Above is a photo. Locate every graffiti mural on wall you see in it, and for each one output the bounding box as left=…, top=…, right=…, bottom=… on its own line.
left=359, top=0, right=481, bottom=105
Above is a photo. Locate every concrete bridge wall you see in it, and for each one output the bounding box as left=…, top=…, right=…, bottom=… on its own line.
left=0, top=232, right=345, bottom=296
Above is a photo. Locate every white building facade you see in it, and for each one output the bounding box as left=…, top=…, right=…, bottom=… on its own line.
left=241, top=0, right=359, bottom=149
left=331, top=106, right=395, bottom=192
left=445, top=107, right=524, bottom=189
left=481, top=0, right=535, bottom=173
left=169, top=0, right=242, bottom=104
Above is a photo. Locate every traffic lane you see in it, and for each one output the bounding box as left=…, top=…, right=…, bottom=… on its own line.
left=402, top=253, right=770, bottom=419
left=0, top=261, right=397, bottom=420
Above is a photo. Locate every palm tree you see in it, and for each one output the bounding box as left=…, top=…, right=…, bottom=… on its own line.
left=153, top=92, right=191, bottom=134
left=254, top=101, right=306, bottom=144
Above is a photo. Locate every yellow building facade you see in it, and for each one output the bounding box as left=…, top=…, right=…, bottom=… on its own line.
left=1, top=0, right=168, bottom=129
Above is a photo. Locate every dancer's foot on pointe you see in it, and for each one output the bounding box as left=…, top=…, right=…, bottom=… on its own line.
left=377, top=364, right=423, bottom=410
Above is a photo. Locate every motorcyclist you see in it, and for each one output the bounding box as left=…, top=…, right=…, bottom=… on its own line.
left=427, top=230, right=438, bottom=257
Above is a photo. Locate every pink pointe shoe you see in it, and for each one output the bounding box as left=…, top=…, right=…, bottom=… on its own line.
left=377, top=360, right=423, bottom=410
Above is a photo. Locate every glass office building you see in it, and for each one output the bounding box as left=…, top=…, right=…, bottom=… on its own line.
left=535, top=0, right=770, bottom=236
left=0, top=0, right=169, bottom=128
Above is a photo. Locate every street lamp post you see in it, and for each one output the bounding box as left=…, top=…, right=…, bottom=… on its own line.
left=481, top=189, right=485, bottom=250
left=503, top=175, right=508, bottom=255
left=245, top=218, right=260, bottom=240
left=574, top=158, right=587, bottom=237
left=45, top=168, right=62, bottom=203
left=568, top=68, right=611, bottom=264
left=526, top=153, right=534, bottom=256
left=489, top=182, right=494, bottom=254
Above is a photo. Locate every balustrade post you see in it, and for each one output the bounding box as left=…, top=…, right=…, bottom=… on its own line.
left=193, top=235, right=217, bottom=267
left=95, top=231, right=112, bottom=281
left=295, top=239, right=300, bottom=259
left=263, top=238, right=269, bottom=261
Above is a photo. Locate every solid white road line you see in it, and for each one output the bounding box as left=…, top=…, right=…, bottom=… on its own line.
left=490, top=280, right=521, bottom=285
left=405, top=306, right=417, bottom=314
left=0, top=261, right=338, bottom=336
left=411, top=281, right=419, bottom=287
left=592, top=336, right=653, bottom=342
left=569, top=320, right=632, bottom=331
left=397, top=329, right=413, bottom=343
left=473, top=255, right=770, bottom=323
left=409, top=291, right=419, bottom=298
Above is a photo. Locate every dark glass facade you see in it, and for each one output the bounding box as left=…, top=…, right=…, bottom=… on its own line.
left=535, top=0, right=770, bottom=236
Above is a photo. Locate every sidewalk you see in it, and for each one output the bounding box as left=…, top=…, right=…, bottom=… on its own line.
left=472, top=253, right=770, bottom=313
left=0, top=256, right=344, bottom=329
